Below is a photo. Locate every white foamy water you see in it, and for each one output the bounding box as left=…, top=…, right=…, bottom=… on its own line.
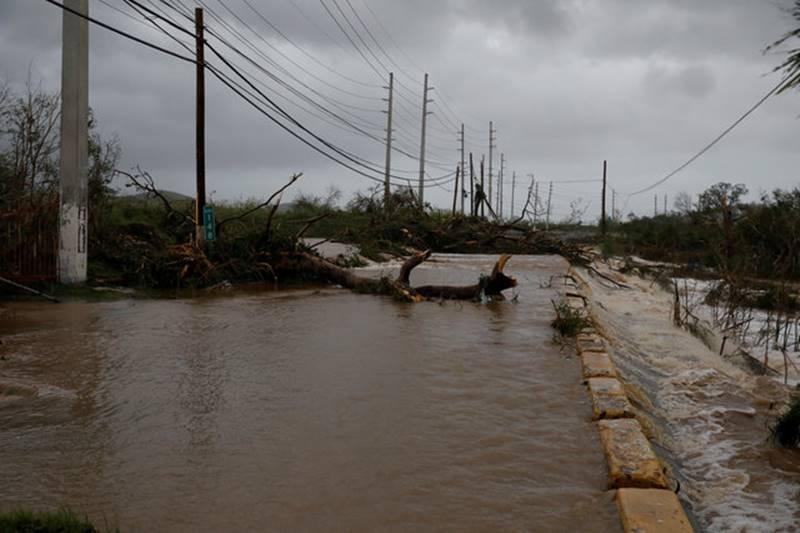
left=578, top=264, right=800, bottom=533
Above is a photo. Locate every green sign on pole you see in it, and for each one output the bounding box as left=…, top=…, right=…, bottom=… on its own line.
left=203, top=205, right=216, bottom=242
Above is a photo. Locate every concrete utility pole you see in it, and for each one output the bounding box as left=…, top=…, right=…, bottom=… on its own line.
left=469, top=152, right=475, bottom=216
left=58, top=0, right=89, bottom=284
left=612, top=188, right=616, bottom=222
left=488, top=122, right=496, bottom=213
left=383, top=72, right=394, bottom=207
left=601, top=160, right=607, bottom=238
left=654, top=194, right=658, bottom=216
left=498, top=153, right=505, bottom=219
left=195, top=8, right=206, bottom=245
left=546, top=181, right=553, bottom=230
left=663, top=193, right=667, bottom=215
left=458, top=123, right=465, bottom=215
left=511, top=170, right=516, bottom=219
left=417, top=73, right=432, bottom=208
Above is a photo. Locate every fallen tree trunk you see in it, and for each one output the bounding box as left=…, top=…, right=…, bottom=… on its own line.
left=280, top=250, right=517, bottom=302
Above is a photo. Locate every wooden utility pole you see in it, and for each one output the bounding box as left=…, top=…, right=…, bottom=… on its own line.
left=511, top=171, right=516, bottom=219
left=58, top=0, right=89, bottom=284
left=480, top=155, right=485, bottom=218
left=663, top=193, right=667, bottom=215
left=383, top=72, right=394, bottom=208
left=533, top=181, right=540, bottom=228
left=458, top=123, right=465, bottom=215
left=601, top=160, right=607, bottom=238
left=469, top=152, right=475, bottom=216
left=546, top=181, right=553, bottom=229
left=417, top=73, right=431, bottom=208
left=195, top=8, right=206, bottom=245
left=488, top=122, right=496, bottom=212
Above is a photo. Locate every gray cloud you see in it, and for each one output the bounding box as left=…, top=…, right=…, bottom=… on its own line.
left=0, top=0, right=798, bottom=219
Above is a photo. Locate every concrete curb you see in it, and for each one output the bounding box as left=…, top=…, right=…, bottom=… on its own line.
left=564, top=268, right=693, bottom=533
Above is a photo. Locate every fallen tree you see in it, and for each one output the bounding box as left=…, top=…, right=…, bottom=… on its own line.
left=279, top=250, right=517, bottom=302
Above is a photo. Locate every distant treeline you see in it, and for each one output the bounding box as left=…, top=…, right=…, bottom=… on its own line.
left=607, top=182, right=800, bottom=281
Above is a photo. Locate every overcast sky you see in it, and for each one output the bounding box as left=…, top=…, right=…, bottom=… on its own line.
left=1, top=0, right=798, bottom=221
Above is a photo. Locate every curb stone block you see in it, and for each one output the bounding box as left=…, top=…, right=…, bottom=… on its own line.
left=597, top=418, right=668, bottom=489
left=588, top=377, right=635, bottom=420
left=616, top=488, right=693, bottom=533
left=577, top=334, right=605, bottom=353
left=581, top=351, right=617, bottom=379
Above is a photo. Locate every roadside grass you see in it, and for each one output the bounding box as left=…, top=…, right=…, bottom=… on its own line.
left=0, top=508, right=112, bottom=533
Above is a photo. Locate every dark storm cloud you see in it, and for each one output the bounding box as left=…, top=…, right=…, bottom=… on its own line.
left=0, top=0, right=798, bottom=217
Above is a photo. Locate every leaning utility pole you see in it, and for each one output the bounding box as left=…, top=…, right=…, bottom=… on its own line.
left=383, top=72, right=394, bottom=207
left=195, top=7, right=206, bottom=245
left=417, top=73, right=432, bottom=208
left=601, top=160, right=607, bottom=237
left=488, top=122, right=496, bottom=213
left=58, top=0, right=89, bottom=284
left=458, top=123, right=465, bottom=215
left=546, top=181, right=553, bottom=229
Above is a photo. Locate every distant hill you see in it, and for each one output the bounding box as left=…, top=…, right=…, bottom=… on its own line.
left=124, top=190, right=193, bottom=202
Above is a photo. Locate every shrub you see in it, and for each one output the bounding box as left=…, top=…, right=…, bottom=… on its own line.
left=550, top=299, right=589, bottom=338
left=770, top=395, right=800, bottom=448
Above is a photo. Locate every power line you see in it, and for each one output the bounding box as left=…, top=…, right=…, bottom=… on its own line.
left=46, top=0, right=455, bottom=190
left=627, top=77, right=786, bottom=196
left=44, top=0, right=195, bottom=63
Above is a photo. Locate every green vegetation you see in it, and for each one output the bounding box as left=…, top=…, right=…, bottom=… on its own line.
left=550, top=299, right=589, bottom=338
left=607, top=183, right=800, bottom=282
left=770, top=395, right=800, bottom=448
left=0, top=508, right=102, bottom=533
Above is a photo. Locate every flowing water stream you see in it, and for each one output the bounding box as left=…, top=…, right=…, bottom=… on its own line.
left=0, top=255, right=620, bottom=532
left=582, top=265, right=800, bottom=533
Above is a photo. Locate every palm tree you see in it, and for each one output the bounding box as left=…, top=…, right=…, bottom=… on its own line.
left=768, top=1, right=800, bottom=93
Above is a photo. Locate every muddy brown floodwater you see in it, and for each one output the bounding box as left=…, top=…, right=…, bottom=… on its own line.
left=0, top=254, right=619, bottom=532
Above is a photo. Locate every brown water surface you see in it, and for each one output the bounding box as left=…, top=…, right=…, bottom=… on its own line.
left=0, top=255, right=618, bottom=532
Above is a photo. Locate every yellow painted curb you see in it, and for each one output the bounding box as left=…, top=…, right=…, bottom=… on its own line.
left=597, top=418, right=668, bottom=489
left=616, top=488, right=692, bottom=533
left=581, top=351, right=617, bottom=379
left=588, top=377, right=635, bottom=420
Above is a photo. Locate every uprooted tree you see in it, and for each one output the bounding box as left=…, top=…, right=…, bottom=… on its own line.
left=282, top=250, right=517, bottom=302
left=94, top=166, right=591, bottom=297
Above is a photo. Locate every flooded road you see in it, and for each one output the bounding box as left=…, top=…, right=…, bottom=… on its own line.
left=0, top=255, right=619, bottom=532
